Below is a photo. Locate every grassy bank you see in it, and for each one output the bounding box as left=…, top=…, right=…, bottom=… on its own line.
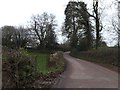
left=28, top=52, right=48, bottom=75
left=28, top=51, right=65, bottom=88
left=70, top=47, right=118, bottom=72
left=48, top=51, right=65, bottom=73
left=28, top=51, right=65, bottom=75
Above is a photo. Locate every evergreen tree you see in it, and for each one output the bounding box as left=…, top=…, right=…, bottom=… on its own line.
left=63, top=1, right=93, bottom=50
left=78, top=2, right=93, bottom=50
left=45, top=24, right=57, bottom=50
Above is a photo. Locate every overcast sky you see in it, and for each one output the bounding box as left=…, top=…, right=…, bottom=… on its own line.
left=0, top=0, right=118, bottom=46
left=0, top=0, right=70, bottom=27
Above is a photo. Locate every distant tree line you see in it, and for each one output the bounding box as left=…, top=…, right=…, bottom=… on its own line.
left=2, top=26, right=30, bottom=49
left=1, top=12, right=59, bottom=52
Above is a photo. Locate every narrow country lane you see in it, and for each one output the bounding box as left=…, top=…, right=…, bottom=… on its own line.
left=54, top=52, right=118, bottom=88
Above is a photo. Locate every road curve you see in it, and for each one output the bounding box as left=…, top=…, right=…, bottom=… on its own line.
left=54, top=52, right=118, bottom=88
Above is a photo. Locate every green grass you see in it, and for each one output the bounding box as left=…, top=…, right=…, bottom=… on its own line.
left=36, top=54, right=48, bottom=74
left=28, top=51, right=65, bottom=75
left=28, top=52, right=48, bottom=75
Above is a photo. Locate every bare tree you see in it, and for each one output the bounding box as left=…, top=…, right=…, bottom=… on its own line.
left=80, top=0, right=104, bottom=49
left=2, top=26, right=16, bottom=48
left=112, top=1, right=120, bottom=47
left=91, top=0, right=104, bottom=49
left=2, top=25, right=29, bottom=49
left=14, top=26, right=30, bottom=48
left=28, top=12, right=57, bottom=49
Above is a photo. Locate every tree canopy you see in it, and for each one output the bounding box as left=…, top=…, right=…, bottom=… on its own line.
left=63, top=1, right=93, bottom=50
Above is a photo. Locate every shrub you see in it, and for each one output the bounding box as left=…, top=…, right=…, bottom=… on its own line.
left=48, top=51, right=65, bottom=72
left=77, top=38, right=89, bottom=51
left=70, top=47, right=118, bottom=67
left=2, top=48, right=36, bottom=88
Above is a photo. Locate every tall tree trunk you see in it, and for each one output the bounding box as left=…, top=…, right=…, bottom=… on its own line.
left=86, top=22, right=91, bottom=49
left=96, top=15, right=99, bottom=49
left=71, top=16, right=77, bottom=49
left=94, top=1, right=100, bottom=50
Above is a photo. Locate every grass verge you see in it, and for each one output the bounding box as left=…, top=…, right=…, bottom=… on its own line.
left=28, top=51, right=65, bottom=88
left=28, top=51, right=65, bottom=75
left=28, top=52, right=48, bottom=75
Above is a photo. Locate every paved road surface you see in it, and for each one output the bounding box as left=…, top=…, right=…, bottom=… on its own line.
left=54, top=52, right=118, bottom=88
